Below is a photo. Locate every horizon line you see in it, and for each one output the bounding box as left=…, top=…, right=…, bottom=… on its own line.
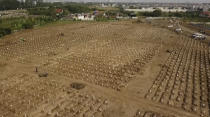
left=44, top=0, right=210, bottom=4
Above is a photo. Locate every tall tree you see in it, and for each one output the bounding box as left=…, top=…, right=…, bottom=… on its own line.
left=0, top=0, right=20, bottom=10
left=152, top=9, right=162, bottom=17
left=37, top=0, right=44, bottom=6
left=20, top=0, right=25, bottom=8
left=25, top=0, right=34, bottom=8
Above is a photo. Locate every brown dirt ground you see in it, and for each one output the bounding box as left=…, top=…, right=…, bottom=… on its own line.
left=0, top=20, right=209, bottom=117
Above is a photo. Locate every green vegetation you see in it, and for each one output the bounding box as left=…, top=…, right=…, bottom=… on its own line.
left=153, top=10, right=162, bottom=17
left=136, top=10, right=210, bottom=22
left=118, top=6, right=134, bottom=17
left=183, top=17, right=210, bottom=22
left=137, top=10, right=162, bottom=17
left=0, top=0, right=209, bottom=38
left=0, top=0, right=20, bottom=10
left=0, top=0, right=48, bottom=10
left=95, top=15, right=110, bottom=22
left=167, top=11, right=210, bottom=22
left=65, top=4, right=90, bottom=13
left=28, top=7, right=57, bottom=17
left=0, top=1, right=93, bottom=38
left=0, top=16, right=55, bottom=38
left=27, top=3, right=90, bottom=17
left=0, top=27, right=11, bottom=37
left=22, top=20, right=34, bottom=29
left=105, top=10, right=119, bottom=18
left=95, top=10, right=120, bottom=21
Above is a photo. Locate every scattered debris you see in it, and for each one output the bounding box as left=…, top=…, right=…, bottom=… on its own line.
left=135, top=109, right=142, bottom=116
left=71, top=82, right=86, bottom=90
left=166, top=49, right=172, bottom=53
left=168, top=25, right=173, bottom=28
left=162, top=64, right=169, bottom=69
left=57, top=32, right=64, bottom=37
left=20, top=38, right=26, bottom=42
left=38, top=73, right=48, bottom=77
left=35, top=67, right=38, bottom=73
left=47, top=51, right=57, bottom=56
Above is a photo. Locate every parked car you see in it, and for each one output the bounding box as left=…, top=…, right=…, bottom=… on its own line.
left=192, top=33, right=206, bottom=40
left=175, top=28, right=182, bottom=33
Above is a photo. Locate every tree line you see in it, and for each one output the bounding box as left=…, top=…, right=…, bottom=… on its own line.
left=0, top=0, right=45, bottom=10
left=0, top=0, right=20, bottom=10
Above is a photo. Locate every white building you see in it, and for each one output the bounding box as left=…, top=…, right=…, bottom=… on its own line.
left=73, top=14, right=95, bottom=21
left=125, top=7, right=187, bottom=13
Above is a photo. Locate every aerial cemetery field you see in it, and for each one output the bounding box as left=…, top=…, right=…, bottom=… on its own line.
left=0, top=20, right=209, bottom=117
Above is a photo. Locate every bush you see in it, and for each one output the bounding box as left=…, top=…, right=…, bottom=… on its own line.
left=0, top=0, right=20, bottom=10
left=22, top=21, right=34, bottom=29
left=65, top=4, right=90, bottom=13
left=95, top=15, right=109, bottom=22
left=153, top=9, right=162, bottom=17
left=0, top=17, right=56, bottom=38
left=0, top=28, right=12, bottom=37
left=28, top=7, right=57, bottom=17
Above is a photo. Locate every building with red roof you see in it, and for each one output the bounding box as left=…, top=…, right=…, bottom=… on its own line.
left=200, top=11, right=210, bottom=18
left=56, top=8, right=63, bottom=14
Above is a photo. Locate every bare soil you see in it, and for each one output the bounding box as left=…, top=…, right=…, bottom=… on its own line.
left=0, top=20, right=209, bottom=117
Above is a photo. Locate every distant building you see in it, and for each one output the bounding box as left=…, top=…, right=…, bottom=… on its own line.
left=56, top=9, right=63, bottom=13
left=200, top=11, right=210, bottom=18
left=19, top=0, right=43, bottom=6
left=125, top=7, right=187, bottom=13
left=73, top=13, right=95, bottom=21
left=203, top=6, right=209, bottom=11
left=55, top=8, right=63, bottom=17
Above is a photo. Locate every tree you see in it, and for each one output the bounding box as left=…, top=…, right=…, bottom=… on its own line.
left=118, top=5, right=124, bottom=13
left=28, top=7, right=57, bottom=17
left=175, top=12, right=184, bottom=17
left=152, top=9, right=162, bottom=17
left=20, top=0, right=25, bottom=8
left=106, top=10, right=117, bottom=17
left=25, top=0, right=34, bottom=8
left=65, top=4, right=90, bottom=13
left=0, top=0, right=20, bottom=10
left=129, top=6, right=135, bottom=9
left=37, top=0, right=44, bottom=7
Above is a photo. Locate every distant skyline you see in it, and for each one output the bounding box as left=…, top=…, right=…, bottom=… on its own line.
left=45, top=0, right=210, bottom=3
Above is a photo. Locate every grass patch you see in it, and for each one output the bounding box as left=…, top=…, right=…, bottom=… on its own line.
left=0, top=16, right=55, bottom=38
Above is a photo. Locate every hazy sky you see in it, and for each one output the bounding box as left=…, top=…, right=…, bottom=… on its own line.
left=45, top=0, right=210, bottom=3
